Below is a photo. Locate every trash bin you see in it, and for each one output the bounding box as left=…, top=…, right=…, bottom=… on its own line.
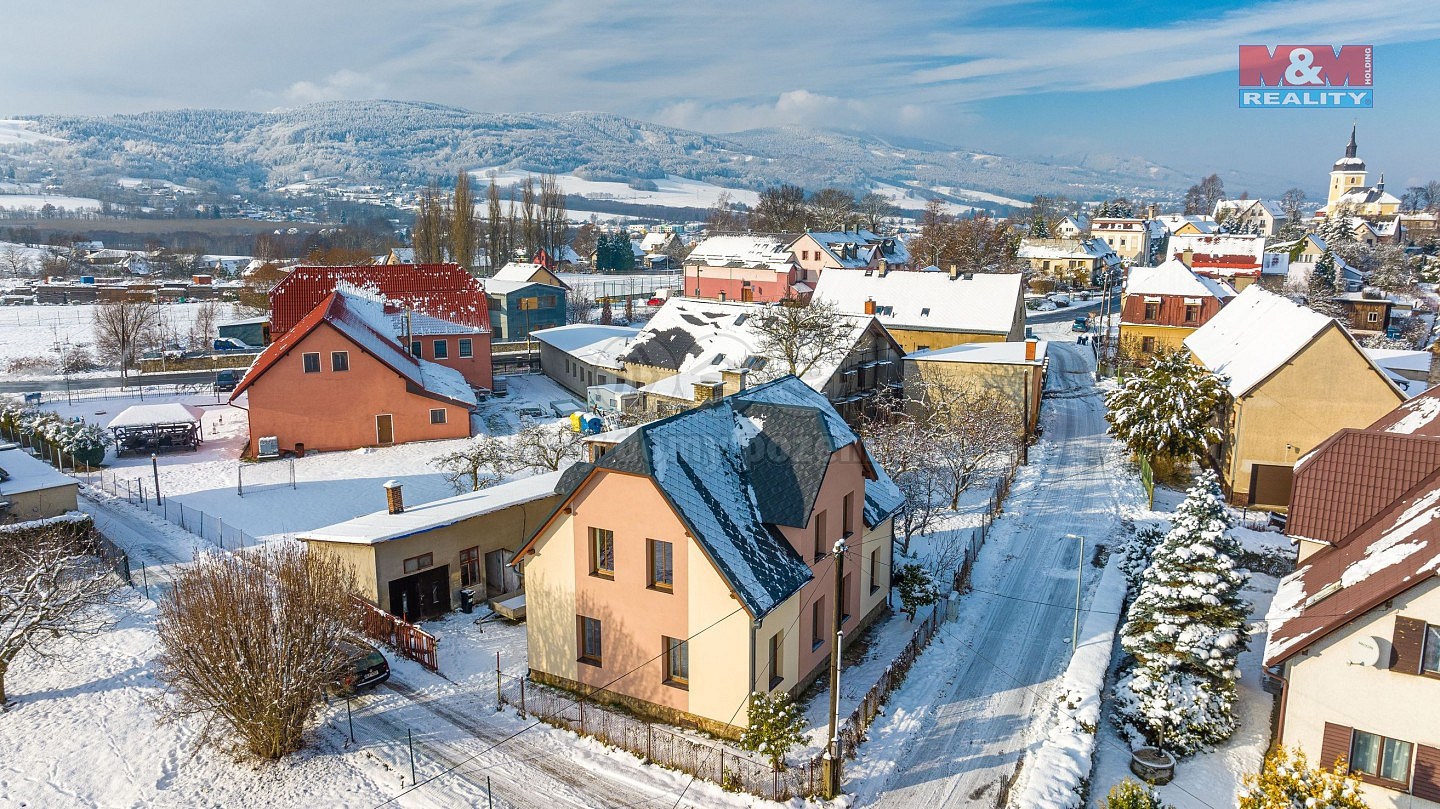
left=295, top=442, right=305, bottom=458
left=459, top=588, right=474, bottom=614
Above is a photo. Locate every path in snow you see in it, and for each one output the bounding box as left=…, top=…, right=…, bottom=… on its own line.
left=849, top=338, right=1140, bottom=807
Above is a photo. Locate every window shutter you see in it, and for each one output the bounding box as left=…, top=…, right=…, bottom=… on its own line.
left=1415, top=745, right=1440, bottom=801
left=1321, top=722, right=1353, bottom=773
left=1392, top=616, right=1426, bottom=674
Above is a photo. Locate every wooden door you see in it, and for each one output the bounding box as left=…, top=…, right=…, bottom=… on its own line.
left=376, top=414, right=394, bottom=445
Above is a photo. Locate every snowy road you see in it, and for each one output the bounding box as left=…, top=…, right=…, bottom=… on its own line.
left=852, top=338, right=1138, bottom=807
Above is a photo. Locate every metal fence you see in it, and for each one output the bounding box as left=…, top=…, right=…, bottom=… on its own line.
left=496, top=672, right=813, bottom=800
left=84, top=471, right=260, bottom=552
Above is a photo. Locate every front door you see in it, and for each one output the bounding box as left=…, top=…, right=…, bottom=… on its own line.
left=387, top=565, right=451, bottom=620
left=740, top=283, right=754, bottom=302
left=376, top=414, right=394, bottom=445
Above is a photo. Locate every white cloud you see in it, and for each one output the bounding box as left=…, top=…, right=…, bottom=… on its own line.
left=277, top=70, right=388, bottom=106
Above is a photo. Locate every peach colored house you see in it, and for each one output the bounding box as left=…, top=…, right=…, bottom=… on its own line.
left=231, top=289, right=476, bottom=456
left=514, top=376, right=904, bottom=736
left=682, top=235, right=803, bottom=303
left=789, top=230, right=911, bottom=284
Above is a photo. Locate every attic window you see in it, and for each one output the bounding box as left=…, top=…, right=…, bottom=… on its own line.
left=1303, top=581, right=1343, bottom=609
left=744, top=356, right=768, bottom=371
left=710, top=354, right=726, bottom=365
left=920, top=307, right=931, bottom=317
left=734, top=313, right=748, bottom=325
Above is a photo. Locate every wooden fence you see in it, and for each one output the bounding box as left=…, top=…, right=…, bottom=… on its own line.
left=496, top=672, right=814, bottom=800
left=352, top=596, right=439, bottom=672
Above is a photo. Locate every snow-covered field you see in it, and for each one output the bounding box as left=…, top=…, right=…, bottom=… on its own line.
left=477, top=168, right=759, bottom=210
left=52, top=375, right=585, bottom=543
left=0, top=119, right=64, bottom=145
left=0, top=300, right=252, bottom=376
left=0, top=193, right=102, bottom=212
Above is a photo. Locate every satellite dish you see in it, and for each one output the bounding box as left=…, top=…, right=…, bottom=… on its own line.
left=1348, top=637, right=1382, bottom=667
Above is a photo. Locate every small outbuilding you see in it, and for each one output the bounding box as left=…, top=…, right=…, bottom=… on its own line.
left=217, top=315, right=271, bottom=348
left=0, top=444, right=79, bottom=521
left=108, top=403, right=206, bottom=456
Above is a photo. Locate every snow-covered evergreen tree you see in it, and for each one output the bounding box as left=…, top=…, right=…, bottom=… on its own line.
left=1029, top=216, right=1051, bottom=238
left=894, top=562, right=941, bottom=620
left=1104, top=778, right=1170, bottom=809
left=1115, top=472, right=1251, bottom=753
left=1105, top=349, right=1228, bottom=469
left=738, top=690, right=807, bottom=767
left=1239, top=747, right=1367, bottom=809
left=1119, top=525, right=1165, bottom=591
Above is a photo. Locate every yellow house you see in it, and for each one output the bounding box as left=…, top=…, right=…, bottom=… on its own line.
left=513, top=377, right=902, bottom=736
left=903, top=338, right=1048, bottom=438
left=1184, top=285, right=1405, bottom=507
left=1118, top=259, right=1235, bottom=355
left=302, top=473, right=566, bottom=620
left=812, top=267, right=1026, bottom=353
left=0, top=445, right=79, bottom=522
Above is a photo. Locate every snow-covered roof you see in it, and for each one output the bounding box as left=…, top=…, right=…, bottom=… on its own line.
left=1017, top=238, right=1118, bottom=263
left=799, top=230, right=908, bottom=269
left=1366, top=348, right=1433, bottom=375
left=685, top=235, right=794, bottom=271
left=813, top=270, right=1024, bottom=336
left=218, top=315, right=270, bottom=327
left=1123, top=259, right=1234, bottom=299
left=484, top=278, right=564, bottom=296
left=1336, top=186, right=1401, bottom=207
left=0, top=446, right=78, bottom=497
left=906, top=340, right=1047, bottom=366
left=108, top=403, right=207, bottom=429
left=1154, top=214, right=1217, bottom=235
left=304, top=470, right=566, bottom=545
left=1183, top=285, right=1336, bottom=397
left=640, top=231, right=675, bottom=252
left=1168, top=233, right=1267, bottom=264
left=531, top=324, right=640, bottom=370
left=617, top=297, right=878, bottom=389
left=490, top=263, right=551, bottom=283
left=387, top=310, right=484, bottom=336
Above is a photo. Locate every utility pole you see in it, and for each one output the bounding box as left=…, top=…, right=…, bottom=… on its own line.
left=1066, top=534, right=1084, bottom=652
left=822, top=538, right=847, bottom=799
left=151, top=452, right=162, bottom=505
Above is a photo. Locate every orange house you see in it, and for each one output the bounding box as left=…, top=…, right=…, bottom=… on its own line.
left=514, top=376, right=904, bottom=736
left=231, top=289, right=476, bottom=456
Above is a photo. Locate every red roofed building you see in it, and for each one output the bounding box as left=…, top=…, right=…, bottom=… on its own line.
left=1169, top=233, right=1284, bottom=290
left=1264, top=388, right=1440, bottom=806
left=270, top=264, right=493, bottom=389
left=232, top=289, right=477, bottom=456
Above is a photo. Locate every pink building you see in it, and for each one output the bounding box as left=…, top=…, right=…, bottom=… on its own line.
left=682, top=235, right=803, bottom=302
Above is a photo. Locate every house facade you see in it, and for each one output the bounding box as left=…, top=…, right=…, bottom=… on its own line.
left=232, top=290, right=476, bottom=456
left=682, top=235, right=801, bottom=303
left=1017, top=237, right=1122, bottom=287
left=0, top=445, right=79, bottom=522
left=513, top=377, right=903, bottom=736
left=303, top=474, right=566, bottom=620
left=485, top=279, right=566, bottom=341
left=1088, top=217, right=1150, bottom=264
left=1213, top=199, right=1286, bottom=236
left=789, top=230, right=911, bottom=283
left=1184, top=286, right=1405, bottom=507
left=813, top=267, right=1026, bottom=353
left=1265, top=390, right=1440, bottom=807
left=1118, top=259, right=1235, bottom=355
left=903, top=338, right=1048, bottom=437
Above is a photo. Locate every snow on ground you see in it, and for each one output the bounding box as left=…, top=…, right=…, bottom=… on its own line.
left=476, top=168, right=759, bottom=210
left=0, top=119, right=65, bottom=145
left=49, top=374, right=585, bottom=544
left=0, top=193, right=102, bottom=212
left=0, top=300, right=251, bottom=376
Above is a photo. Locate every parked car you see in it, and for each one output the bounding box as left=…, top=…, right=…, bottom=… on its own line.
left=334, top=639, right=390, bottom=694
left=1071, top=316, right=1090, bottom=332
left=213, top=369, right=241, bottom=393
left=1048, top=292, right=1071, bottom=307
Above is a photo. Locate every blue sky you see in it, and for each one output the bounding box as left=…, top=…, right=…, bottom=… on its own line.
left=3, top=0, right=1439, bottom=193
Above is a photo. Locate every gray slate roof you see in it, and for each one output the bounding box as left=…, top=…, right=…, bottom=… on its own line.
left=578, top=376, right=870, bottom=617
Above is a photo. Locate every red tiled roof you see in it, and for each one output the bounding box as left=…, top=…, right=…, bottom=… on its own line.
left=1368, top=384, right=1440, bottom=436
left=1287, top=429, right=1440, bottom=546
left=269, top=264, right=491, bottom=335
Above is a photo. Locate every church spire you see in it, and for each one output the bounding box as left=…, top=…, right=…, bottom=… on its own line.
left=1377, top=172, right=1385, bottom=191
left=1345, top=122, right=1358, bottom=159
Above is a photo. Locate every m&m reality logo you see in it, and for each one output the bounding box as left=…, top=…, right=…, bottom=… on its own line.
left=1238, top=45, right=1373, bottom=108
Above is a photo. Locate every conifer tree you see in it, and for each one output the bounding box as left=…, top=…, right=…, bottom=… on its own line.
left=1115, top=471, right=1250, bottom=753
left=1105, top=349, right=1229, bottom=468
left=451, top=171, right=475, bottom=270
left=1239, top=747, right=1367, bottom=809
left=594, top=231, right=611, bottom=272
left=738, top=690, right=807, bottom=767
left=1104, top=779, right=1170, bottom=809
left=1030, top=216, right=1051, bottom=238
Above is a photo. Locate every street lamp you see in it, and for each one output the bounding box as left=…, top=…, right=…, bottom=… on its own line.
left=1065, top=533, right=1084, bottom=650
left=151, top=452, right=162, bottom=505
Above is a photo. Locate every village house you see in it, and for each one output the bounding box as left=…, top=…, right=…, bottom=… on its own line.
left=485, top=279, right=566, bottom=342
left=512, top=376, right=904, bottom=736
left=302, top=473, right=567, bottom=620
left=1017, top=237, right=1122, bottom=287
left=789, top=230, right=911, bottom=283
left=1153, top=213, right=1217, bottom=237
left=1183, top=285, right=1406, bottom=507
left=231, top=288, right=477, bottom=456
left=1213, top=198, right=1287, bottom=236
left=1169, top=232, right=1285, bottom=290
left=268, top=263, right=493, bottom=389
left=1333, top=290, right=1396, bottom=337
left=531, top=324, right=643, bottom=397
left=903, top=338, right=1048, bottom=438
left=813, top=266, right=1026, bottom=353
left=0, top=443, right=79, bottom=522
left=1265, top=388, right=1440, bottom=807
left=490, top=262, right=571, bottom=290
left=681, top=235, right=803, bottom=303
left=1118, top=258, right=1235, bottom=355
left=1088, top=216, right=1151, bottom=264
left=1055, top=215, right=1088, bottom=239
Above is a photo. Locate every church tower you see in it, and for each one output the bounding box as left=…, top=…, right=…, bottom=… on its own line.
left=1327, top=123, right=1367, bottom=208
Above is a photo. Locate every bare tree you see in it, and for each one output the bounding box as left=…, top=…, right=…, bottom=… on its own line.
left=857, top=192, right=896, bottom=233
left=909, top=379, right=1022, bottom=508
left=749, top=297, right=857, bottom=382
left=859, top=399, right=941, bottom=554
left=189, top=300, right=224, bottom=350
left=705, top=192, right=749, bottom=233
left=93, top=298, right=160, bottom=380
left=750, top=184, right=808, bottom=233
left=484, top=174, right=510, bottom=271
left=538, top=173, right=568, bottom=260
left=432, top=434, right=511, bottom=493
left=451, top=171, right=476, bottom=270
left=0, top=246, right=32, bottom=276
left=154, top=545, right=358, bottom=759
left=519, top=176, right=539, bottom=258
left=1278, top=187, right=1308, bottom=224
left=0, top=518, right=121, bottom=709
left=511, top=425, right=583, bottom=472
left=909, top=199, right=956, bottom=268
left=807, top=188, right=858, bottom=231
left=566, top=287, right=596, bottom=325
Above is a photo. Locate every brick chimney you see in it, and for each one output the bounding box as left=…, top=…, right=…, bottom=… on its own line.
left=864, top=297, right=876, bottom=315
left=948, top=264, right=959, bottom=280
left=877, top=258, right=889, bottom=277
left=1025, top=337, right=1038, bottom=361
left=1180, top=248, right=1195, bottom=268
left=692, top=380, right=725, bottom=403
left=384, top=480, right=404, bottom=514
left=721, top=368, right=750, bottom=392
